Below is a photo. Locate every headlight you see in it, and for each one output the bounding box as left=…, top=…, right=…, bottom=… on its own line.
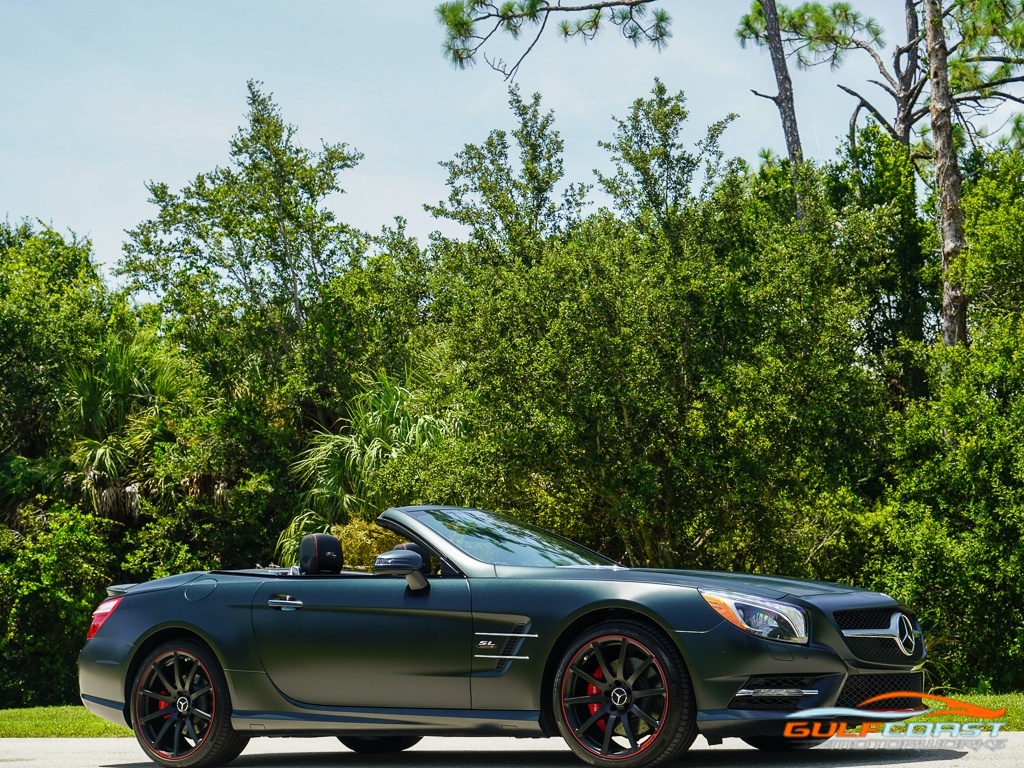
left=699, top=588, right=808, bottom=644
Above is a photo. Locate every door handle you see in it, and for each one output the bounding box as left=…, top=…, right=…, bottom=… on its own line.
left=268, top=596, right=303, bottom=611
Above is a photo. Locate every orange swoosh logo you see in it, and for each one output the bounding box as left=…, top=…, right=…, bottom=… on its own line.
left=858, top=691, right=1007, bottom=719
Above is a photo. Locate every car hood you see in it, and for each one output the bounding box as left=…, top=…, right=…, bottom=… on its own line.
left=547, top=565, right=872, bottom=600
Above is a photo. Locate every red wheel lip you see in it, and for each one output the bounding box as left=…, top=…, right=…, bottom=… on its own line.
left=559, top=633, right=669, bottom=761
left=133, top=649, right=215, bottom=762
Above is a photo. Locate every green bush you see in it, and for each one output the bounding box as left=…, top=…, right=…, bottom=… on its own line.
left=0, top=501, right=113, bottom=707
left=874, top=329, right=1024, bottom=692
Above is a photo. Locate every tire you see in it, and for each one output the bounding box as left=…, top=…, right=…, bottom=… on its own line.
left=552, top=621, right=696, bottom=768
left=338, top=736, right=423, bottom=753
left=130, top=640, right=249, bottom=768
left=742, top=735, right=830, bottom=751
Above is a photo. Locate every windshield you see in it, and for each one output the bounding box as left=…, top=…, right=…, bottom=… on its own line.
left=408, top=508, right=617, bottom=567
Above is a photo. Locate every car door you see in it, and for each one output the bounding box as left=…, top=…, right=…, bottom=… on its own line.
left=251, top=573, right=472, bottom=708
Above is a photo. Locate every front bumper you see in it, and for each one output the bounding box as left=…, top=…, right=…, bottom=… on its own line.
left=676, top=612, right=926, bottom=742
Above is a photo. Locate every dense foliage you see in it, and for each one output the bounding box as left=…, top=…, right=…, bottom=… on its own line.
left=2, top=80, right=1024, bottom=705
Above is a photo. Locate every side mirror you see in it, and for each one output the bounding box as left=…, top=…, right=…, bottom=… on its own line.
left=373, top=549, right=429, bottom=591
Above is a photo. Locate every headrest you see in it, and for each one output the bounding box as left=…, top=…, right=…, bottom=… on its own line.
left=393, top=541, right=430, bottom=573
left=300, top=533, right=343, bottom=574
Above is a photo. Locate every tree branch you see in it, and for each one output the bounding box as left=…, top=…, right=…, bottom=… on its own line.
left=867, top=78, right=897, bottom=99
left=468, top=0, right=657, bottom=22
left=837, top=83, right=897, bottom=138
left=953, top=90, right=1024, bottom=108
left=486, top=10, right=550, bottom=80
left=965, top=74, right=1024, bottom=91
left=851, top=38, right=899, bottom=92
left=959, top=55, right=1024, bottom=65
left=848, top=101, right=864, bottom=146
left=908, top=75, right=928, bottom=105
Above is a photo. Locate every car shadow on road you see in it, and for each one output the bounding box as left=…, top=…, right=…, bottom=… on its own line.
left=103, top=745, right=969, bottom=768
left=674, top=747, right=969, bottom=766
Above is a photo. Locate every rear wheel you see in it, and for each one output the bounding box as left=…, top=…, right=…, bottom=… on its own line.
left=338, top=736, right=422, bottom=753
left=552, top=621, right=696, bottom=768
left=131, top=640, right=248, bottom=768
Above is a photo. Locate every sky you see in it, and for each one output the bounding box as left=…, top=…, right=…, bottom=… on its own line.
left=0, top=1, right=909, bottom=280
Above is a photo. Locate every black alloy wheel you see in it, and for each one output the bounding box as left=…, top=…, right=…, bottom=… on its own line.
left=338, top=736, right=423, bottom=753
left=553, top=621, right=696, bottom=767
left=131, top=640, right=248, bottom=768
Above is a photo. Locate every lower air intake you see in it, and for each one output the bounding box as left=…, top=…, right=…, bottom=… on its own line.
left=835, top=672, right=925, bottom=710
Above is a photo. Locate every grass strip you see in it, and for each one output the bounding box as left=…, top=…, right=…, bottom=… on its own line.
left=0, top=705, right=132, bottom=738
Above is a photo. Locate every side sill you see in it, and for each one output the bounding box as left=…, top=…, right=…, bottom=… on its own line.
left=232, top=707, right=544, bottom=737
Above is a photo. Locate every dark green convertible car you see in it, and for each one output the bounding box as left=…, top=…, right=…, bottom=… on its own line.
left=80, top=505, right=926, bottom=768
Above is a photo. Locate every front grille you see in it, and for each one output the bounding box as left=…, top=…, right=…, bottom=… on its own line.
left=736, top=696, right=804, bottom=709
left=834, top=608, right=893, bottom=630
left=728, top=675, right=817, bottom=710
left=846, top=637, right=916, bottom=662
left=833, top=608, right=925, bottom=663
left=836, top=672, right=924, bottom=710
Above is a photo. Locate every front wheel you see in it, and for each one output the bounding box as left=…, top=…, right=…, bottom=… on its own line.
left=131, top=640, right=248, bottom=768
left=338, top=736, right=422, bottom=753
left=552, top=621, right=696, bottom=768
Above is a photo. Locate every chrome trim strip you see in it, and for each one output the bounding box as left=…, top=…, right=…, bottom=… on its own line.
left=735, top=688, right=818, bottom=697
left=842, top=628, right=897, bottom=638
left=840, top=612, right=920, bottom=656
left=474, top=632, right=539, bottom=637
left=474, top=654, right=530, bottom=660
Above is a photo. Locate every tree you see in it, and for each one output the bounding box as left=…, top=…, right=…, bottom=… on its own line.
left=926, top=0, right=969, bottom=345
left=738, top=0, right=806, bottom=164
left=874, top=322, right=1024, bottom=690
left=415, top=102, right=896, bottom=568
left=737, top=1, right=1024, bottom=151
left=959, top=149, right=1024, bottom=318
left=0, top=223, right=112, bottom=520
left=425, top=86, right=587, bottom=267
left=738, top=1, right=1024, bottom=345
left=121, top=81, right=363, bottom=365
left=437, top=1, right=804, bottom=167
left=278, top=372, right=462, bottom=565
left=825, top=125, right=932, bottom=375
left=60, top=330, right=198, bottom=523
left=0, top=501, right=113, bottom=706
left=297, top=218, right=435, bottom=423
left=738, top=2, right=924, bottom=147
left=437, top=0, right=670, bottom=80
left=596, top=79, right=736, bottom=250
left=0, top=224, right=110, bottom=459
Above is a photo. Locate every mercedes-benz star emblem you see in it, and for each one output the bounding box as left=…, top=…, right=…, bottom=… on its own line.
left=176, top=696, right=191, bottom=714
left=896, top=613, right=916, bottom=656
left=610, top=687, right=629, bottom=707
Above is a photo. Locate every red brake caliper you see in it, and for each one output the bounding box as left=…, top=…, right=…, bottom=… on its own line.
left=587, top=667, right=607, bottom=731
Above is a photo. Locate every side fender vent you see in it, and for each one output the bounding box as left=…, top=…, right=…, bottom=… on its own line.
left=495, top=623, right=527, bottom=671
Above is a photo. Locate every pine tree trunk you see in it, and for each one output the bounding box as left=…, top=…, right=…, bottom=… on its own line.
left=925, top=0, right=968, bottom=345
left=892, top=0, right=920, bottom=146
left=760, top=0, right=802, bottom=164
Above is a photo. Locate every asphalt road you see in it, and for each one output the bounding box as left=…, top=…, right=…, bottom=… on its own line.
left=2, top=734, right=1024, bottom=768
